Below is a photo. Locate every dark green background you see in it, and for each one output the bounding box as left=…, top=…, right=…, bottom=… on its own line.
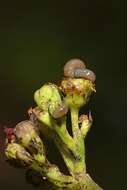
left=0, top=1, right=127, bottom=189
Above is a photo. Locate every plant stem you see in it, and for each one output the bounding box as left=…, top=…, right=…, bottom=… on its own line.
left=70, top=106, right=86, bottom=174
left=70, top=107, right=80, bottom=140
left=31, top=160, right=77, bottom=189
left=53, top=120, right=75, bottom=152
left=30, top=161, right=103, bottom=190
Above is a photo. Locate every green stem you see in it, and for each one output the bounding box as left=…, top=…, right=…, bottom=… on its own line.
left=70, top=106, right=86, bottom=174
left=31, top=160, right=77, bottom=188
left=52, top=119, right=77, bottom=154
left=54, top=136, right=76, bottom=176
left=30, top=161, right=103, bottom=190
left=70, top=107, right=80, bottom=140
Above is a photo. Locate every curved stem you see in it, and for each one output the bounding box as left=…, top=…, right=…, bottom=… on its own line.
left=31, top=160, right=77, bottom=188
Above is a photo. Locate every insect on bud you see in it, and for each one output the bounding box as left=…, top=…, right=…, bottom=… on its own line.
left=74, top=68, right=96, bottom=82
left=64, top=58, right=96, bottom=83
left=64, top=59, right=86, bottom=78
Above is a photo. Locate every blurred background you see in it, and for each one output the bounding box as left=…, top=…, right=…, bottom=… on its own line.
left=0, top=1, right=127, bottom=189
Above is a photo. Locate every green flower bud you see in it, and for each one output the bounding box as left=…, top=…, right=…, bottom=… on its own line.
left=61, top=78, right=95, bottom=108
left=61, top=78, right=95, bottom=96
left=14, top=120, right=45, bottom=163
left=31, top=107, right=52, bottom=127
left=34, top=83, right=68, bottom=118
left=5, top=143, right=33, bottom=165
